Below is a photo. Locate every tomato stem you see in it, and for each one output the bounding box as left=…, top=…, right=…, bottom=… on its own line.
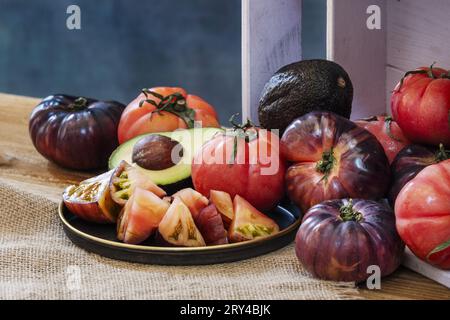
left=139, top=89, right=196, bottom=128
left=226, top=113, right=259, bottom=164
left=384, top=116, right=403, bottom=142
left=316, top=148, right=336, bottom=178
left=396, top=62, right=450, bottom=92
left=435, top=144, right=450, bottom=162
left=339, top=199, right=363, bottom=222
left=69, top=97, right=88, bottom=111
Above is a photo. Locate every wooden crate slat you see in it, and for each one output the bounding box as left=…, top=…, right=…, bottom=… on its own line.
left=403, top=248, right=450, bottom=289
left=242, top=0, right=302, bottom=123
left=327, top=0, right=386, bottom=119
left=386, top=0, right=450, bottom=111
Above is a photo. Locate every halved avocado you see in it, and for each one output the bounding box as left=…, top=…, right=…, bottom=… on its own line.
left=108, top=128, right=223, bottom=194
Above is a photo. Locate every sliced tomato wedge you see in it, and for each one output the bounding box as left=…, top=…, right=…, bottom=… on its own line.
left=194, top=204, right=228, bottom=246
left=209, top=190, right=234, bottom=227
left=110, top=160, right=166, bottom=206
left=158, top=197, right=206, bottom=247
left=63, top=170, right=120, bottom=224
left=172, top=188, right=209, bottom=219
left=229, top=195, right=280, bottom=243
left=117, top=187, right=170, bottom=244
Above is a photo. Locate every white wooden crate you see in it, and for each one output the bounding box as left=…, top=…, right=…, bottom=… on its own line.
left=241, top=0, right=450, bottom=289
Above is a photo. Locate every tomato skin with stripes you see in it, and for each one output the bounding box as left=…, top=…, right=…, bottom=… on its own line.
left=395, top=160, right=450, bottom=269
left=296, top=199, right=404, bottom=282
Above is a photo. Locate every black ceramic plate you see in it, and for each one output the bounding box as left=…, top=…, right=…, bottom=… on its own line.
left=59, top=202, right=301, bottom=265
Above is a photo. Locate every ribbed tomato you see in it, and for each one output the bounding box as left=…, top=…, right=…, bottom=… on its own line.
left=296, top=199, right=404, bottom=282
left=118, top=87, right=220, bottom=143
left=395, top=160, right=450, bottom=269
left=30, top=95, right=125, bottom=170
left=391, top=65, right=450, bottom=147
left=281, top=112, right=390, bottom=212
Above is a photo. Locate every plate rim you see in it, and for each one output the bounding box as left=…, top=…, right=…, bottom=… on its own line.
left=58, top=201, right=301, bottom=253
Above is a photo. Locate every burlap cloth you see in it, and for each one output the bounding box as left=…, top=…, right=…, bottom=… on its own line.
left=0, top=179, right=361, bottom=300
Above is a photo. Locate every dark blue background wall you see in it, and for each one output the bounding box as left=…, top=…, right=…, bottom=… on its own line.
left=302, top=0, right=326, bottom=60
left=0, top=0, right=325, bottom=123
left=0, top=0, right=242, bottom=122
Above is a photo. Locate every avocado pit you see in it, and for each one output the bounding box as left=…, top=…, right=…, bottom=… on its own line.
left=132, top=135, right=183, bottom=171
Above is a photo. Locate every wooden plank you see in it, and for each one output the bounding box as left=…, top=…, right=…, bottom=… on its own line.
left=387, top=0, right=450, bottom=71
left=386, top=0, right=450, bottom=111
left=242, top=0, right=302, bottom=123
left=327, top=0, right=386, bottom=120
left=359, top=267, right=450, bottom=300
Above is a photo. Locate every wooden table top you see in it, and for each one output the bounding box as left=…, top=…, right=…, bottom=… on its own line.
left=0, top=92, right=449, bottom=300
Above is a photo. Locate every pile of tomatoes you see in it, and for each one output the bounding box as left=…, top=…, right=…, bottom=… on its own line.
left=283, top=65, right=450, bottom=282
left=31, top=65, right=450, bottom=282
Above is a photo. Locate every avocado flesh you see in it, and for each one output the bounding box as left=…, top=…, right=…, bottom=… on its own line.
left=108, top=128, right=223, bottom=192
left=258, top=59, right=353, bottom=134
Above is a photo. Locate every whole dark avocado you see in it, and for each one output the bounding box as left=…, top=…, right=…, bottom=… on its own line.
left=258, top=59, right=353, bottom=133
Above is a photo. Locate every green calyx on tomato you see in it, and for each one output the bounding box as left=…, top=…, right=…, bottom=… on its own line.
left=139, top=89, right=196, bottom=128
left=426, top=238, right=450, bottom=263
left=68, top=97, right=89, bottom=111
left=435, top=144, right=450, bottom=163
left=397, top=62, right=450, bottom=92
left=384, top=116, right=404, bottom=142
left=316, top=148, right=336, bottom=180
left=339, top=199, right=363, bottom=222
left=226, top=113, right=259, bottom=164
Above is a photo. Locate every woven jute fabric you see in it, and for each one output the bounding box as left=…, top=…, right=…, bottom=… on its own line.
left=0, top=179, right=360, bottom=300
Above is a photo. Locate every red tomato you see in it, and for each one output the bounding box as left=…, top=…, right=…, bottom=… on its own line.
left=355, top=115, right=410, bottom=163
left=391, top=66, right=450, bottom=147
left=118, top=87, right=220, bottom=144
left=395, top=160, right=450, bottom=269
left=191, top=121, right=285, bottom=212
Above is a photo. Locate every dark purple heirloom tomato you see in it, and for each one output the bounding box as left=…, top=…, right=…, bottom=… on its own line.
left=281, top=112, right=391, bottom=212
left=295, top=199, right=404, bottom=282
left=388, top=144, right=449, bottom=205
left=29, top=95, right=125, bottom=170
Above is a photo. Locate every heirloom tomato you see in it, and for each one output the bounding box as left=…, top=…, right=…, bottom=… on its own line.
left=29, top=95, right=125, bottom=170
left=118, top=87, right=220, bottom=143
left=281, top=112, right=390, bottom=212
left=355, top=115, right=410, bottom=163
left=296, top=199, right=404, bottom=282
left=191, top=117, right=285, bottom=212
left=395, top=160, right=450, bottom=269
left=391, top=65, right=450, bottom=147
